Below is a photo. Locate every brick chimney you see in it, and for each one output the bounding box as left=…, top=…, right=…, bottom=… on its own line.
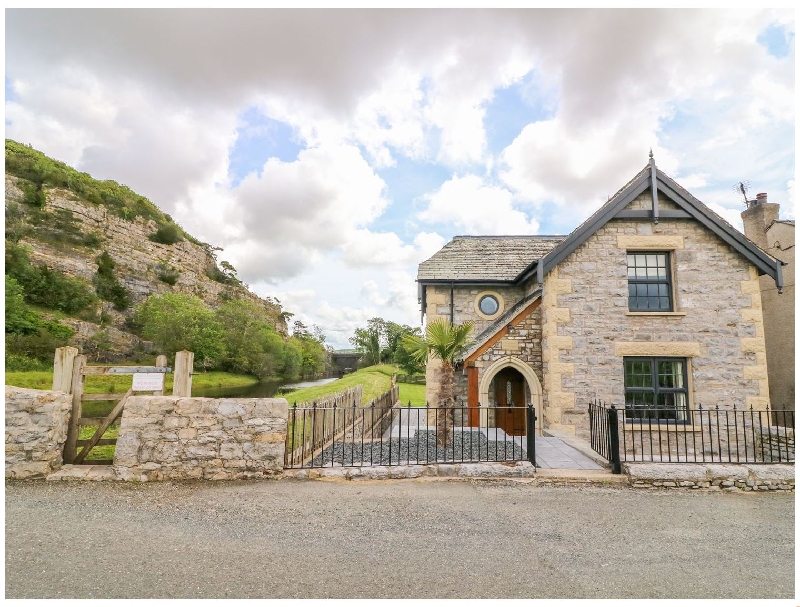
left=741, top=192, right=780, bottom=250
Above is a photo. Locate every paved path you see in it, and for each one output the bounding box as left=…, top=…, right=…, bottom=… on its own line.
left=383, top=408, right=602, bottom=470
left=5, top=479, right=794, bottom=599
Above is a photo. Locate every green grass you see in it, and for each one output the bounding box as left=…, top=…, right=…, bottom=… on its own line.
left=5, top=368, right=261, bottom=419
left=397, top=382, right=426, bottom=407
left=5, top=368, right=259, bottom=395
left=77, top=424, right=119, bottom=461
left=282, top=364, right=398, bottom=406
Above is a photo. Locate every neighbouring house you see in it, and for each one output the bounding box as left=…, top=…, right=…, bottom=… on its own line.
left=416, top=154, right=786, bottom=441
left=741, top=193, right=795, bottom=421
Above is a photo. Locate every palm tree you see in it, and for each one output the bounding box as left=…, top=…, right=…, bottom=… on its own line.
left=402, top=319, right=474, bottom=447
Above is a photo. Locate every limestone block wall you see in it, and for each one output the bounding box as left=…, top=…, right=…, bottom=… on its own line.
left=114, top=396, right=289, bottom=481
left=5, top=387, right=72, bottom=479
left=457, top=306, right=543, bottom=426
left=424, top=283, right=525, bottom=406
left=543, top=191, right=769, bottom=439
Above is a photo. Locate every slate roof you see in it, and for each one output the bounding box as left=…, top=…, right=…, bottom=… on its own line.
left=417, top=235, right=565, bottom=282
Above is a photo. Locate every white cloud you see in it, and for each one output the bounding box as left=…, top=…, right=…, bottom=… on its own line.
left=419, top=174, right=539, bottom=234
left=413, top=232, right=447, bottom=263
left=341, top=230, right=417, bottom=267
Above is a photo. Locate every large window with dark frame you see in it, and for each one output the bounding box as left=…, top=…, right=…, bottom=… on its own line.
left=624, top=357, right=689, bottom=422
left=627, top=251, right=673, bottom=311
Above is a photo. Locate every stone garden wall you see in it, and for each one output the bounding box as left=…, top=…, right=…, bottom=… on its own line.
left=113, top=396, right=289, bottom=481
left=626, top=462, right=794, bottom=491
left=5, top=387, right=72, bottom=479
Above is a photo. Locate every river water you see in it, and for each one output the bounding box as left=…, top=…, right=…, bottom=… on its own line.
left=191, top=376, right=339, bottom=400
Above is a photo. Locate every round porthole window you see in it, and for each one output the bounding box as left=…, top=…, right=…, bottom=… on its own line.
left=478, top=294, right=499, bottom=316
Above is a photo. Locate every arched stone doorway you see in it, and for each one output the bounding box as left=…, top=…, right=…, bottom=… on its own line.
left=478, top=356, right=543, bottom=436
left=492, top=367, right=527, bottom=435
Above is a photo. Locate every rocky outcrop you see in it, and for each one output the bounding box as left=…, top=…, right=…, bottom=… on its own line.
left=6, top=173, right=287, bottom=357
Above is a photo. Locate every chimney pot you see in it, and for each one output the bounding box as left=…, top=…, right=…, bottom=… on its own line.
left=757, top=192, right=768, bottom=203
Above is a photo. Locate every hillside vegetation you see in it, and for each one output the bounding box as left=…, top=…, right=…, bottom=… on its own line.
left=5, top=140, right=328, bottom=380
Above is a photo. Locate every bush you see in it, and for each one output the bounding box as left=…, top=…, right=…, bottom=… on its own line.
left=20, top=180, right=46, bottom=208
left=5, top=324, right=74, bottom=362
left=149, top=224, right=182, bottom=245
left=5, top=276, right=40, bottom=335
left=6, top=242, right=98, bottom=315
left=5, top=353, right=51, bottom=372
left=156, top=263, right=180, bottom=285
left=94, top=251, right=131, bottom=311
left=205, top=265, right=232, bottom=284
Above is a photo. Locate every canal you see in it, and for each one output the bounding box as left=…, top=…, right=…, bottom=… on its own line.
left=190, top=376, right=339, bottom=399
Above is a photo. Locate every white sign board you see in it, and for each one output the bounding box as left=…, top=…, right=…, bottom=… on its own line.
left=132, top=373, right=165, bottom=392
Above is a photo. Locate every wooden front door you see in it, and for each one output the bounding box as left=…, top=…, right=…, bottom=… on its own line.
left=494, top=368, right=526, bottom=435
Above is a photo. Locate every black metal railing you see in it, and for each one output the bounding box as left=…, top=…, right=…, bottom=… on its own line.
left=284, top=403, right=537, bottom=469
left=589, top=400, right=795, bottom=472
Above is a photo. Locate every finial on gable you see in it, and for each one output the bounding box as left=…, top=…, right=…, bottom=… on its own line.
left=649, top=148, right=654, bottom=160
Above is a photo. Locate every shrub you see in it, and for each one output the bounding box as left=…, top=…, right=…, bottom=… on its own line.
left=156, top=263, right=180, bottom=285
left=149, top=224, right=182, bottom=245
left=5, top=353, right=51, bottom=372
left=6, top=242, right=98, bottom=315
left=94, top=251, right=131, bottom=311
left=20, top=180, right=46, bottom=208
left=5, top=276, right=40, bottom=335
left=5, top=323, right=74, bottom=362
left=82, top=232, right=103, bottom=248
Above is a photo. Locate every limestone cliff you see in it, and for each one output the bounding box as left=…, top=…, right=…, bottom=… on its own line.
left=5, top=159, right=288, bottom=359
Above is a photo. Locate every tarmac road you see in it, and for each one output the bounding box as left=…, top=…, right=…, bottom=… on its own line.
left=4, top=478, right=795, bottom=599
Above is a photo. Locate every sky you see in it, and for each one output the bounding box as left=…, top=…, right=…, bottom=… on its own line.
left=4, top=8, right=795, bottom=349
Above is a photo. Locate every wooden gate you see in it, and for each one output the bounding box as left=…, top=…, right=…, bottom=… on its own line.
left=53, top=347, right=194, bottom=465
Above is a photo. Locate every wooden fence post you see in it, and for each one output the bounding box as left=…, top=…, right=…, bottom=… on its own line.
left=173, top=350, right=194, bottom=397
left=63, top=354, right=86, bottom=464
left=52, top=346, right=78, bottom=393
left=153, top=355, right=167, bottom=396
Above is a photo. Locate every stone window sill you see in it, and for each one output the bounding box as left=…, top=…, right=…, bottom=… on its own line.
left=625, top=311, right=687, bottom=317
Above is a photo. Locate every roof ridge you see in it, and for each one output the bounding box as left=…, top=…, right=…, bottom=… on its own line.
left=449, top=234, right=567, bottom=239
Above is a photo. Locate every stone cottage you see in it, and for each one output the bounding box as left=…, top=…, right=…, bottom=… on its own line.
left=416, top=155, right=785, bottom=440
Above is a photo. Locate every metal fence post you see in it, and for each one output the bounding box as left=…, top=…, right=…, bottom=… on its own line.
left=607, top=405, right=622, bottom=474
left=526, top=405, right=536, bottom=466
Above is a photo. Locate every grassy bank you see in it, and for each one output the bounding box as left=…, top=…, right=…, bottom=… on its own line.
left=282, top=364, right=398, bottom=406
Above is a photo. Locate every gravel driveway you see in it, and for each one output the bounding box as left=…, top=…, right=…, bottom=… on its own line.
left=5, top=479, right=794, bottom=599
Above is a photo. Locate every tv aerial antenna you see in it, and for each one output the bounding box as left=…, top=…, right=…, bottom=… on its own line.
left=733, top=181, right=751, bottom=208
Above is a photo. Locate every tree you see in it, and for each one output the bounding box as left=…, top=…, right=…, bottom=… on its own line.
left=5, top=276, right=40, bottom=335
left=289, top=320, right=328, bottom=378
left=350, top=318, right=423, bottom=370
left=392, top=326, right=425, bottom=376
left=402, top=319, right=474, bottom=446
left=350, top=323, right=382, bottom=366
left=214, top=299, right=285, bottom=380
left=133, top=293, right=224, bottom=370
